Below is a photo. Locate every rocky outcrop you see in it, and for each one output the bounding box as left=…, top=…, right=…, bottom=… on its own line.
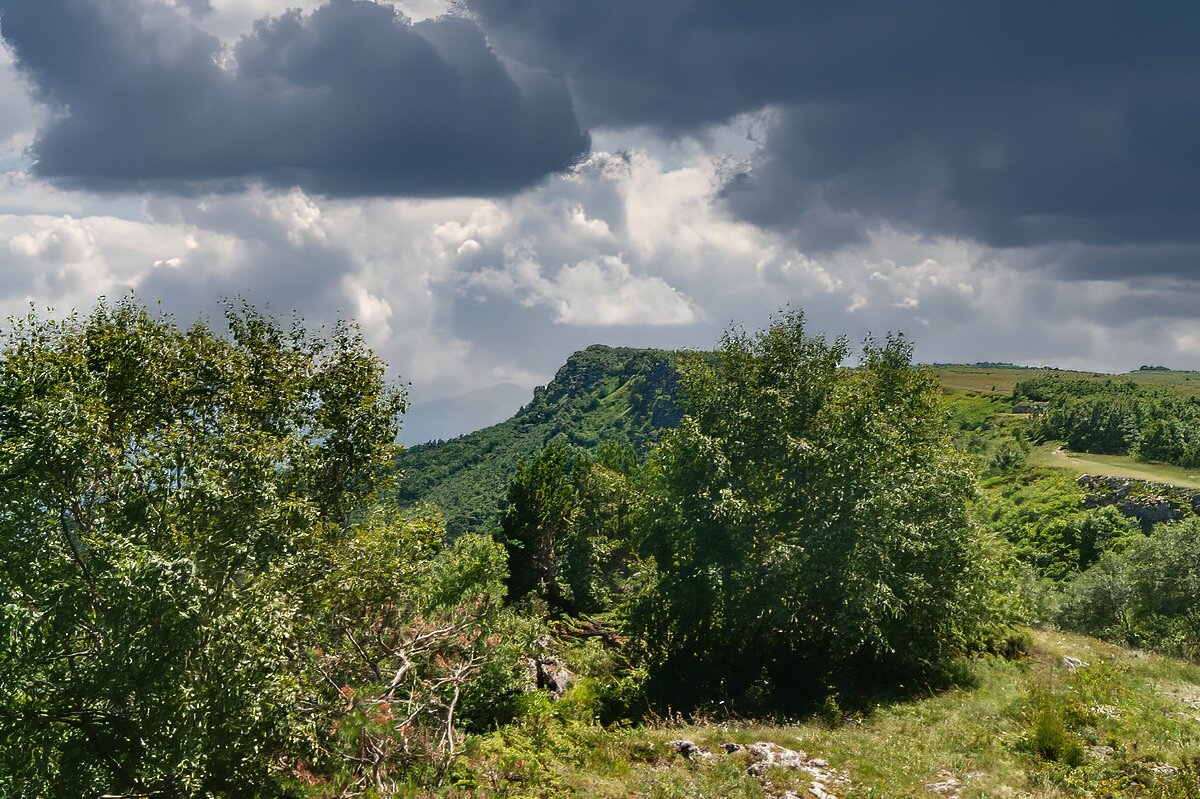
left=535, top=657, right=574, bottom=698
left=1077, top=474, right=1198, bottom=529
left=668, top=739, right=848, bottom=798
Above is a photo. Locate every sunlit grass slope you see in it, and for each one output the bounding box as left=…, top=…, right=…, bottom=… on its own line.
left=448, top=630, right=1200, bottom=798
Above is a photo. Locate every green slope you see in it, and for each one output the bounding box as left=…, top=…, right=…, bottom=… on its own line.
left=930, top=363, right=1200, bottom=400
left=396, top=345, right=687, bottom=536
left=455, top=628, right=1200, bottom=798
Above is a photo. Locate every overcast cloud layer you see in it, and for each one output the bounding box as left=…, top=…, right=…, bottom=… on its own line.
left=0, top=0, right=1197, bottom=441
left=1, top=0, right=587, bottom=195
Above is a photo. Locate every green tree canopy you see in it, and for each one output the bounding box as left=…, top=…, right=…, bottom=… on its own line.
left=632, top=310, right=1001, bottom=710
left=499, top=437, right=639, bottom=615
left=0, top=298, right=406, bottom=796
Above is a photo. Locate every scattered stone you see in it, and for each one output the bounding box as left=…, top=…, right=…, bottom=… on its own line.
left=925, top=770, right=961, bottom=797
left=1086, top=745, right=1115, bottom=760
left=1063, top=655, right=1089, bottom=672
left=1151, top=763, right=1180, bottom=776
left=740, top=741, right=848, bottom=799
left=668, top=738, right=847, bottom=798
left=746, top=742, right=809, bottom=776
left=804, top=782, right=838, bottom=799
left=668, top=739, right=714, bottom=763
left=1161, top=683, right=1200, bottom=711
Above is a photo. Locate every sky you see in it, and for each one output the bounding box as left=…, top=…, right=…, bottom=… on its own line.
left=0, top=1, right=1198, bottom=442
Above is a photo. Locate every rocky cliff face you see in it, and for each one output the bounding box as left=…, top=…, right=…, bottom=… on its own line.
left=1077, top=474, right=1199, bottom=530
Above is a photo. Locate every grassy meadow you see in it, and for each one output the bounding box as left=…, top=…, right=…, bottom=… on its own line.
left=930, top=365, right=1200, bottom=401
left=448, top=629, right=1200, bottom=798
left=1028, top=443, right=1200, bottom=490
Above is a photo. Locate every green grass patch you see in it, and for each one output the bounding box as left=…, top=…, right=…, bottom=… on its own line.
left=436, top=630, right=1200, bottom=798
left=1029, top=442, right=1200, bottom=489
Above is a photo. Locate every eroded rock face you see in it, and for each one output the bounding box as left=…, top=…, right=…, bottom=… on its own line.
left=1077, top=474, right=1197, bottom=529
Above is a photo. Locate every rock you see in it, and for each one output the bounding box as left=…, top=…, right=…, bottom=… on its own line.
left=723, top=742, right=744, bottom=753
left=741, top=741, right=848, bottom=798
left=746, top=742, right=809, bottom=776
left=668, top=739, right=714, bottom=763
left=1151, top=763, right=1180, bottom=776
left=1076, top=474, right=1196, bottom=529
left=1091, top=704, right=1120, bottom=719
left=535, top=658, right=573, bottom=698
left=804, top=782, right=838, bottom=799
left=925, top=775, right=961, bottom=797
left=1063, top=655, right=1089, bottom=672
left=1086, top=745, right=1115, bottom=760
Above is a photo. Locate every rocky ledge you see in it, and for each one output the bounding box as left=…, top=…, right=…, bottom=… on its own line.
left=1077, top=474, right=1199, bottom=529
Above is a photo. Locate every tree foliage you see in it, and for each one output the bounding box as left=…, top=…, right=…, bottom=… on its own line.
left=0, top=298, right=441, bottom=797
left=1021, top=377, right=1200, bottom=467
left=1059, top=518, right=1200, bottom=660
left=631, top=311, right=1000, bottom=709
left=499, top=438, right=640, bottom=615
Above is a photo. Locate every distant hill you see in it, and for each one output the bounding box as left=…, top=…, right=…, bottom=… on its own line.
left=399, top=358, right=1200, bottom=535
left=929, top=364, right=1200, bottom=399
left=396, top=345, right=687, bottom=536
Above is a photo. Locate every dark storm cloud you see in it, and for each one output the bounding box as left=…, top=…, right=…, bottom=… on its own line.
left=0, top=0, right=588, bottom=196
left=468, top=1, right=1200, bottom=265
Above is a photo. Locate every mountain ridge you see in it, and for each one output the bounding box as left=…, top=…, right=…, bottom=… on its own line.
left=396, top=344, right=686, bottom=536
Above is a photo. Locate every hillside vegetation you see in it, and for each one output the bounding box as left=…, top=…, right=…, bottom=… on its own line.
left=397, top=345, right=685, bottom=536
left=8, top=300, right=1200, bottom=798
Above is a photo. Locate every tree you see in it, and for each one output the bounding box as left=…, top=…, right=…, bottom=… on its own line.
left=499, top=437, right=577, bottom=610
left=632, top=310, right=997, bottom=710
left=0, top=298, right=406, bottom=797
left=499, top=438, right=640, bottom=615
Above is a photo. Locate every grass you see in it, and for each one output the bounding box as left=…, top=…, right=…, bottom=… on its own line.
left=929, top=365, right=1200, bottom=401
left=1028, top=442, right=1200, bottom=489
left=445, top=630, right=1200, bottom=798
left=930, top=366, right=1100, bottom=397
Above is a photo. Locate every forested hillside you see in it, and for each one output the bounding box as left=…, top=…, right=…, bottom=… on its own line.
left=397, top=345, right=685, bottom=535
left=9, top=301, right=1200, bottom=798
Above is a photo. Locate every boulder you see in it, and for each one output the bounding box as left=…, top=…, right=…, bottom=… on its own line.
left=535, top=658, right=574, bottom=698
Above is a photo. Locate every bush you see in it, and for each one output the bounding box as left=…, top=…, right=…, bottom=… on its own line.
left=631, top=310, right=1009, bottom=711
left=1058, top=518, right=1200, bottom=659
